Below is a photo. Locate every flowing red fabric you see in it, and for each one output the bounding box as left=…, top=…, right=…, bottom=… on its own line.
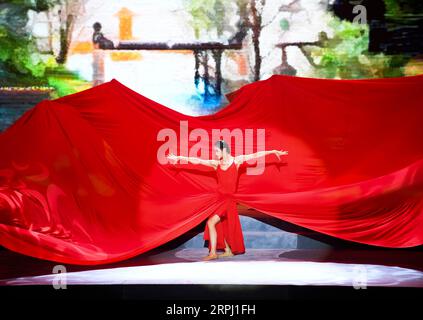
left=1, top=74, right=423, bottom=265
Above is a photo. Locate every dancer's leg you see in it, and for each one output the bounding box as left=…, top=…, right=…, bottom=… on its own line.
left=218, top=238, right=234, bottom=258
left=203, top=214, right=221, bottom=261
left=224, top=239, right=231, bottom=252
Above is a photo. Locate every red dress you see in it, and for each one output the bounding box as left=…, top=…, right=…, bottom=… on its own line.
left=203, top=161, right=245, bottom=254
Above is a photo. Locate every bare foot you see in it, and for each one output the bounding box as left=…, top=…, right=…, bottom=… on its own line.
left=217, top=251, right=234, bottom=258
left=202, top=253, right=218, bottom=261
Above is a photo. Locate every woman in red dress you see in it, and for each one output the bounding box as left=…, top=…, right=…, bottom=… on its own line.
left=167, top=140, right=288, bottom=261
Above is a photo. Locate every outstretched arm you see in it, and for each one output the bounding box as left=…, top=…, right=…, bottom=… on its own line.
left=167, top=153, right=219, bottom=169
left=235, top=149, right=288, bottom=164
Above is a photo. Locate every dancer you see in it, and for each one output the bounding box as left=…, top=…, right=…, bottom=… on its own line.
left=167, top=140, right=288, bottom=261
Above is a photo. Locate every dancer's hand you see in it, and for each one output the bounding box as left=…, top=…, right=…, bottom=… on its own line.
left=274, top=149, right=288, bottom=160
left=167, top=153, right=179, bottom=163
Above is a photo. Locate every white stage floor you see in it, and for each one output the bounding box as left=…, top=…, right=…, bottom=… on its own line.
left=1, top=249, right=422, bottom=287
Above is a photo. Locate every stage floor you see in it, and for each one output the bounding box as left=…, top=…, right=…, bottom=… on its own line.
left=1, top=248, right=422, bottom=287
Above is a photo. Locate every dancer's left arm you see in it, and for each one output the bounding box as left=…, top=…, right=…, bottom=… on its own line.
left=235, top=149, right=288, bottom=164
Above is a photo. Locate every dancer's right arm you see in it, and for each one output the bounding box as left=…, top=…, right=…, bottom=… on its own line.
left=167, top=153, right=218, bottom=169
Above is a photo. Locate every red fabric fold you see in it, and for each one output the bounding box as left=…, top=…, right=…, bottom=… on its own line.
left=0, top=74, right=422, bottom=265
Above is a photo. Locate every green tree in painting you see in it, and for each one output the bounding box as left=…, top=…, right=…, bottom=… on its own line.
left=55, top=0, right=86, bottom=64
left=0, top=0, right=88, bottom=95
left=308, top=16, right=407, bottom=79
left=0, top=0, right=58, bottom=85
left=186, top=0, right=304, bottom=81
left=186, top=0, right=228, bottom=39
left=384, top=0, right=423, bottom=16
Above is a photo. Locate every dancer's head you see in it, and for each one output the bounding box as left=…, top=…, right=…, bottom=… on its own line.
left=214, top=140, right=230, bottom=160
